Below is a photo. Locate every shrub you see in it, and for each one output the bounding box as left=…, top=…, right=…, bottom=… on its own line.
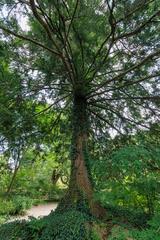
left=0, top=196, right=33, bottom=216
left=131, top=214, right=160, bottom=240
left=0, top=216, right=8, bottom=225
left=11, top=195, right=33, bottom=215
left=104, top=204, right=150, bottom=228
left=0, top=198, right=15, bottom=215
left=108, top=214, right=160, bottom=240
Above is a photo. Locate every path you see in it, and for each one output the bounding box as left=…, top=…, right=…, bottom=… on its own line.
left=10, top=203, right=58, bottom=221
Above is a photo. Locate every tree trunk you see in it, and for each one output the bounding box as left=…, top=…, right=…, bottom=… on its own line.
left=58, top=94, right=106, bottom=218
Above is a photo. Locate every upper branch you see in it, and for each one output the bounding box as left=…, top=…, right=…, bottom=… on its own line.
left=0, top=25, right=60, bottom=56
left=115, top=9, right=160, bottom=41
left=88, top=49, right=160, bottom=98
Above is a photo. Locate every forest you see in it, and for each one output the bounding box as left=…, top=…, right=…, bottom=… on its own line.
left=0, top=0, right=160, bottom=239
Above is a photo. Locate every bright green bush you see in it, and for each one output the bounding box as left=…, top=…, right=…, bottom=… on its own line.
left=11, top=195, right=33, bottom=215
left=0, top=216, right=8, bottom=225
left=0, top=196, right=33, bottom=216
left=0, top=198, right=15, bottom=215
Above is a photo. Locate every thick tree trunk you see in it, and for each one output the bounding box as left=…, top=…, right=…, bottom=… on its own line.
left=69, top=94, right=93, bottom=202
left=58, top=94, right=106, bottom=218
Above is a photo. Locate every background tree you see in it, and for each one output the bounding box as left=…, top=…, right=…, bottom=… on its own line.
left=0, top=0, right=160, bottom=217
left=92, top=123, right=160, bottom=217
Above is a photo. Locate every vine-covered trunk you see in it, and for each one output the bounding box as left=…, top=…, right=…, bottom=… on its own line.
left=69, top=94, right=93, bottom=203
left=59, top=94, right=105, bottom=217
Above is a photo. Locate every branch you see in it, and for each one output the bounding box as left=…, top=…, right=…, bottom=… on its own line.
left=29, top=0, right=75, bottom=84
left=89, top=108, right=123, bottom=135
left=116, top=0, right=155, bottom=24
left=89, top=102, right=152, bottom=131
left=88, top=49, right=160, bottom=98
left=66, top=0, right=79, bottom=38
left=89, top=95, right=160, bottom=102
left=62, top=1, right=85, bottom=74
left=29, top=0, right=56, bottom=43
left=0, top=25, right=61, bottom=56
left=115, top=9, right=160, bottom=41
left=54, top=3, right=77, bottom=82
left=32, top=95, right=70, bottom=117
left=85, top=2, right=159, bottom=83
left=106, top=73, right=160, bottom=92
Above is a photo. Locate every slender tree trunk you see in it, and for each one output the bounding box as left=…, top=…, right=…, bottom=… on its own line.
left=6, top=149, right=21, bottom=196
left=6, top=166, right=19, bottom=195
left=58, top=94, right=106, bottom=218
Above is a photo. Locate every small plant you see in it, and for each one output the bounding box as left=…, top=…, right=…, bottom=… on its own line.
left=0, top=198, right=14, bottom=215
left=11, top=195, right=33, bottom=215
left=0, top=195, right=34, bottom=217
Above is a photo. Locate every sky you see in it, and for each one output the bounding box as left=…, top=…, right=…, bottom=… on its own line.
left=0, top=3, right=30, bottom=32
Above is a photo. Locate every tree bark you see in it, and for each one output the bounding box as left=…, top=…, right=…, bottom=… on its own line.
left=69, top=94, right=92, bottom=200
left=58, top=94, right=106, bottom=218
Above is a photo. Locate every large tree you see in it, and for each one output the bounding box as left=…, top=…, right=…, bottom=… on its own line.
left=0, top=0, right=160, bottom=217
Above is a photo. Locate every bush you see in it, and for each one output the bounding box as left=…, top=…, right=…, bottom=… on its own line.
left=0, top=199, right=15, bottom=215
left=104, top=204, right=150, bottom=228
left=0, top=216, right=8, bottom=225
left=11, top=195, right=33, bottom=215
left=131, top=214, right=160, bottom=240
left=0, top=195, right=33, bottom=216
left=108, top=214, right=160, bottom=240
left=47, top=186, right=65, bottom=201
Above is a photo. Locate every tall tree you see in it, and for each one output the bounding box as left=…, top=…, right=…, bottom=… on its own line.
left=0, top=0, right=160, bottom=216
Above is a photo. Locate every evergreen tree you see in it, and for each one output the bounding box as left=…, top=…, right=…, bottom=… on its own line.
left=0, top=0, right=160, bottom=216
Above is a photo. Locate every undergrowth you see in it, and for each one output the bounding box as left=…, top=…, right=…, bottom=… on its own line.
left=0, top=210, right=98, bottom=240
left=0, top=204, right=159, bottom=240
left=108, top=214, right=160, bottom=240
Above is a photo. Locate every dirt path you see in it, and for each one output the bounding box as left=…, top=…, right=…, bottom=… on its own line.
left=11, top=203, right=58, bottom=221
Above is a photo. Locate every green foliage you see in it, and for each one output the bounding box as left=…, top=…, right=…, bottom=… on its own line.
left=0, top=210, right=93, bottom=240
left=93, top=127, right=160, bottom=216
left=0, top=196, right=33, bottom=216
left=90, top=230, right=101, bottom=240
left=0, top=220, right=27, bottom=240
left=11, top=195, right=33, bottom=215
left=103, top=204, right=150, bottom=228
left=0, top=216, right=7, bottom=225
left=108, top=215, right=160, bottom=240
left=0, top=198, right=15, bottom=215
left=108, top=226, right=131, bottom=240
left=40, top=210, right=90, bottom=240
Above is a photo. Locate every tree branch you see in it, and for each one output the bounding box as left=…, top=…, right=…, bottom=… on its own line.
left=88, top=49, right=160, bottom=98
left=115, top=9, right=160, bottom=41
left=0, top=25, right=61, bottom=56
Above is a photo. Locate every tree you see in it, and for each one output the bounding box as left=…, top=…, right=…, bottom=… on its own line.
left=0, top=0, right=160, bottom=217
left=92, top=124, right=160, bottom=215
